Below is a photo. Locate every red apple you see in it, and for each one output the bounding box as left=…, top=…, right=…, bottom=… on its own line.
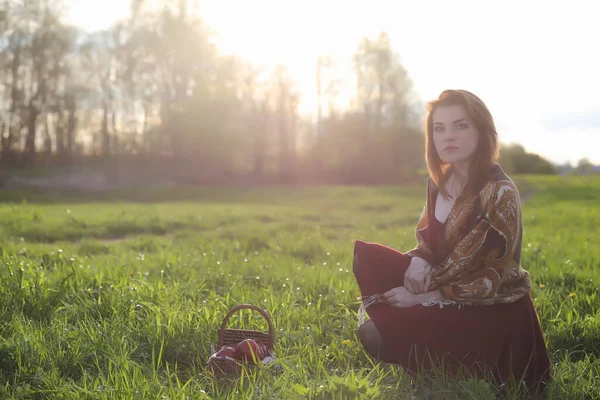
left=214, top=346, right=236, bottom=358
left=234, top=339, right=265, bottom=363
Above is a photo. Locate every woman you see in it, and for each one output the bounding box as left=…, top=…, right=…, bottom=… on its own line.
left=353, top=89, right=551, bottom=396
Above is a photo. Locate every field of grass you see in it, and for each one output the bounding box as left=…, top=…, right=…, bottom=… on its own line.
left=0, top=175, right=598, bottom=399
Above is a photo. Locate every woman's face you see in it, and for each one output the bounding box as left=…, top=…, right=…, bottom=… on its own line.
left=432, top=105, right=479, bottom=166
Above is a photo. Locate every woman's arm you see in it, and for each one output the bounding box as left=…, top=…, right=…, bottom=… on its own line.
left=383, top=286, right=445, bottom=308
left=404, top=256, right=432, bottom=294
left=415, top=289, right=445, bottom=304
left=429, top=181, right=530, bottom=305
left=406, top=180, right=437, bottom=265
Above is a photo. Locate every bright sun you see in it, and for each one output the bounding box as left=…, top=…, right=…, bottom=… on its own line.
left=63, top=0, right=129, bottom=33
left=64, top=0, right=395, bottom=118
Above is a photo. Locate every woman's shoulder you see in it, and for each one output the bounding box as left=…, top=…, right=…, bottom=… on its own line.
left=480, top=164, right=521, bottom=207
left=481, top=180, right=519, bottom=204
left=485, top=163, right=519, bottom=190
left=479, top=183, right=521, bottom=221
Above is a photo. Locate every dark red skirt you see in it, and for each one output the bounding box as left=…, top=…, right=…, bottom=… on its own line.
left=353, top=239, right=552, bottom=395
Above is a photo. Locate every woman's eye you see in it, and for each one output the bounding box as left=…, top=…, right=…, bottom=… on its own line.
left=457, top=123, right=468, bottom=130
left=434, top=126, right=444, bottom=132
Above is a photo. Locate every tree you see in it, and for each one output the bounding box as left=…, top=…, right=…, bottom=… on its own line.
left=576, top=158, right=594, bottom=175
left=0, top=2, right=431, bottom=185
left=499, top=143, right=556, bottom=174
left=353, top=32, right=414, bottom=135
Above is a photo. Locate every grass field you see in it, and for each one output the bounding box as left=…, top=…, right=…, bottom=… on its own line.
left=0, top=175, right=598, bottom=399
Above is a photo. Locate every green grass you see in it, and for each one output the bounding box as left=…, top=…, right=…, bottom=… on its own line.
left=0, top=175, right=598, bottom=399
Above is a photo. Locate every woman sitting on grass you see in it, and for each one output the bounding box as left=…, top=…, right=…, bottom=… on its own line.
left=353, top=89, right=551, bottom=396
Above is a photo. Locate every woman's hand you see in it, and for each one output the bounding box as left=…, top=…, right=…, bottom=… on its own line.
left=383, top=286, right=445, bottom=308
left=424, top=271, right=433, bottom=292
left=404, top=257, right=432, bottom=294
left=382, top=287, right=420, bottom=308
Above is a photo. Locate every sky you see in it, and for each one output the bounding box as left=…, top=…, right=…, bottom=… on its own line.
left=63, top=0, right=600, bottom=165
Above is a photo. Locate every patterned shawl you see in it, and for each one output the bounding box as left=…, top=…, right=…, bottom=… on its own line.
left=407, top=163, right=531, bottom=306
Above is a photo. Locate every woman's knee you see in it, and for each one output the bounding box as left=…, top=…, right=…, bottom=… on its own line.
left=353, top=240, right=367, bottom=277
left=353, top=251, right=360, bottom=277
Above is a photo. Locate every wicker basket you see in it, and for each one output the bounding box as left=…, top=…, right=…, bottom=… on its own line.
left=208, top=304, right=275, bottom=377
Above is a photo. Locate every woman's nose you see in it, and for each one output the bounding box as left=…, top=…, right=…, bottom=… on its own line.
left=444, top=133, right=456, bottom=142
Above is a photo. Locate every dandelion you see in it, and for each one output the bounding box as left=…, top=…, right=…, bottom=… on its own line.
left=569, top=293, right=576, bottom=298
left=539, top=284, right=546, bottom=289
left=342, top=339, right=351, bottom=346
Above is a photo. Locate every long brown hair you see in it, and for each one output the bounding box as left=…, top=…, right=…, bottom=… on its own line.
left=425, top=89, right=500, bottom=199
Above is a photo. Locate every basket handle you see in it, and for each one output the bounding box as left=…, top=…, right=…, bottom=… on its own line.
left=217, top=304, right=275, bottom=350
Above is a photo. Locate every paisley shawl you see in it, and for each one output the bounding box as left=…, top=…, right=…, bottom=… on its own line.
left=407, top=163, right=530, bottom=306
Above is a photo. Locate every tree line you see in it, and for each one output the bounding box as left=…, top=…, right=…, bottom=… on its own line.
left=0, top=0, right=556, bottom=185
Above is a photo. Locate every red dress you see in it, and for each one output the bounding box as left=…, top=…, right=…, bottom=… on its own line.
left=353, top=213, right=552, bottom=396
